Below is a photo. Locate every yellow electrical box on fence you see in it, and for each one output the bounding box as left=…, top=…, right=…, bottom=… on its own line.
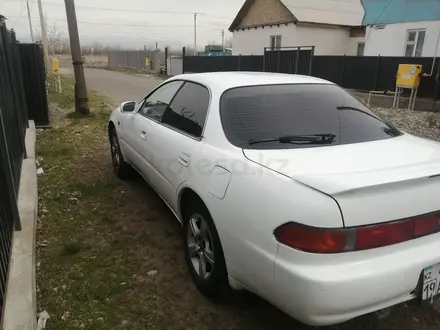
left=396, top=64, right=422, bottom=88
left=145, top=57, right=151, bottom=66
left=52, top=57, right=60, bottom=74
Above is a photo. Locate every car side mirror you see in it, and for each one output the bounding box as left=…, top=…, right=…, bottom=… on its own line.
left=120, top=101, right=136, bottom=112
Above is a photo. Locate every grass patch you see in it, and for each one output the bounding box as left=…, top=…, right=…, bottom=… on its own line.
left=48, top=75, right=76, bottom=109
left=66, top=181, right=117, bottom=198
left=62, top=242, right=84, bottom=256
left=38, top=74, right=214, bottom=329
left=37, top=73, right=440, bottom=330
left=38, top=144, right=75, bottom=158
left=48, top=74, right=113, bottom=114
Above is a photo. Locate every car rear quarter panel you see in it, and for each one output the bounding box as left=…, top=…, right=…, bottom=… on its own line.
left=208, top=158, right=343, bottom=293
left=183, top=96, right=343, bottom=301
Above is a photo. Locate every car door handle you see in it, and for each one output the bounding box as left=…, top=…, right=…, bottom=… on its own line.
left=140, top=131, right=147, bottom=140
left=178, top=153, right=191, bottom=167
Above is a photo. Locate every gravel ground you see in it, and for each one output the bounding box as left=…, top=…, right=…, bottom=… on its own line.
left=373, top=107, right=440, bottom=141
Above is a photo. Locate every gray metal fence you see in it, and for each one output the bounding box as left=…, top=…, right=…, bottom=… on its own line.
left=108, top=50, right=165, bottom=71
left=263, top=46, right=315, bottom=75
left=19, top=43, right=49, bottom=127
left=0, top=22, right=29, bottom=316
left=182, top=46, right=314, bottom=75
left=167, top=57, right=183, bottom=76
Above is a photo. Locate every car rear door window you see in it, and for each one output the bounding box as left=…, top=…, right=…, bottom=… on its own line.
left=139, top=81, right=184, bottom=121
left=162, top=82, right=210, bottom=138
left=220, top=84, right=401, bottom=149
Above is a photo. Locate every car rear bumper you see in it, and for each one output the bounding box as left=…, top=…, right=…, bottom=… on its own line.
left=273, top=232, right=440, bottom=326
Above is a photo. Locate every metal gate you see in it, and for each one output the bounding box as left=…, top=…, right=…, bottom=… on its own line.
left=263, top=46, right=315, bottom=75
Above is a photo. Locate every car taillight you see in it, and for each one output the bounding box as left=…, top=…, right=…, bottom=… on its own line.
left=274, top=223, right=347, bottom=253
left=414, top=214, right=440, bottom=237
left=274, top=211, right=440, bottom=253
left=354, top=220, right=413, bottom=250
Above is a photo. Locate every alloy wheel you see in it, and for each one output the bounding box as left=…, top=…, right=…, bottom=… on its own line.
left=187, top=214, right=215, bottom=279
left=110, top=134, right=120, bottom=170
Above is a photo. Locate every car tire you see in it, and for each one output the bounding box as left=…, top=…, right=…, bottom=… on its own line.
left=183, top=198, right=229, bottom=298
left=110, top=127, right=133, bottom=180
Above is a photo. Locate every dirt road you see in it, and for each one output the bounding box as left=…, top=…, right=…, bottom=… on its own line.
left=55, top=68, right=440, bottom=329
left=62, top=67, right=164, bottom=104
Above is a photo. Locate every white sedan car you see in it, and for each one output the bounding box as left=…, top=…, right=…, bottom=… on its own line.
left=108, top=72, right=440, bottom=326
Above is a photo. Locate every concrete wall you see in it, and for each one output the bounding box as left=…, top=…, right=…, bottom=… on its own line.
left=232, top=22, right=359, bottom=55
left=364, top=21, right=440, bottom=57
left=3, top=121, right=38, bottom=330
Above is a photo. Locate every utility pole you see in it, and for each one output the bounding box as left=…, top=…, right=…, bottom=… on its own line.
left=64, top=0, right=89, bottom=115
left=193, top=13, right=197, bottom=55
left=37, top=0, right=49, bottom=69
left=26, top=0, right=34, bottom=42
left=221, top=29, right=225, bottom=51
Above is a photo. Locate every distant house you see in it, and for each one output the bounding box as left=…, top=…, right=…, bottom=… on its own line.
left=362, top=0, right=440, bottom=57
left=228, top=0, right=366, bottom=56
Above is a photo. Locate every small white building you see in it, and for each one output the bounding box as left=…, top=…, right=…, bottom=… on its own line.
left=362, top=0, right=440, bottom=57
left=229, top=0, right=366, bottom=56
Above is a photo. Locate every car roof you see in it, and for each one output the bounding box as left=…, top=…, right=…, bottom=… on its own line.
left=170, top=72, right=333, bottom=91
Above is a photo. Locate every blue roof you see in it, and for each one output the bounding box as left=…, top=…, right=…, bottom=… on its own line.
left=362, top=0, right=440, bottom=25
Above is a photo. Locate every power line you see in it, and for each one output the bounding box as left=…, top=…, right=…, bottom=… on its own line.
left=80, top=31, right=193, bottom=39
left=26, top=0, right=34, bottom=41
left=364, top=0, right=394, bottom=45
left=9, top=16, right=225, bottom=41
left=81, top=29, right=218, bottom=37
left=19, top=0, right=25, bottom=14
left=8, top=15, right=223, bottom=31
left=10, top=0, right=25, bottom=25
left=3, top=0, right=234, bottom=20
left=369, top=0, right=394, bottom=25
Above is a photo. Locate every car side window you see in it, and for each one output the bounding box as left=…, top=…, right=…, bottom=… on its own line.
left=139, top=81, right=184, bottom=121
left=161, top=82, right=210, bottom=138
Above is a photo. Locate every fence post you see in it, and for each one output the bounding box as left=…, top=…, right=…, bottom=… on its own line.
left=295, top=46, right=300, bottom=74
left=277, top=49, right=281, bottom=72
left=340, top=55, right=346, bottom=86
left=182, top=47, right=186, bottom=73
left=432, top=58, right=440, bottom=110
left=308, top=46, right=315, bottom=76
left=138, top=50, right=142, bottom=69
left=238, top=54, right=241, bottom=71
left=263, top=48, right=266, bottom=72
left=165, top=47, right=168, bottom=75
left=373, top=55, right=381, bottom=90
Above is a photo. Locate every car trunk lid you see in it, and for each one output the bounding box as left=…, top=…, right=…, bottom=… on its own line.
left=244, top=134, right=440, bottom=227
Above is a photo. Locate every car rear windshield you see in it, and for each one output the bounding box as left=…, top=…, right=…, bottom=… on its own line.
left=220, top=84, right=401, bottom=149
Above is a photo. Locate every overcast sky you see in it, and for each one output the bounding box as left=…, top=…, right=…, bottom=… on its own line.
left=1, top=0, right=244, bottom=49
